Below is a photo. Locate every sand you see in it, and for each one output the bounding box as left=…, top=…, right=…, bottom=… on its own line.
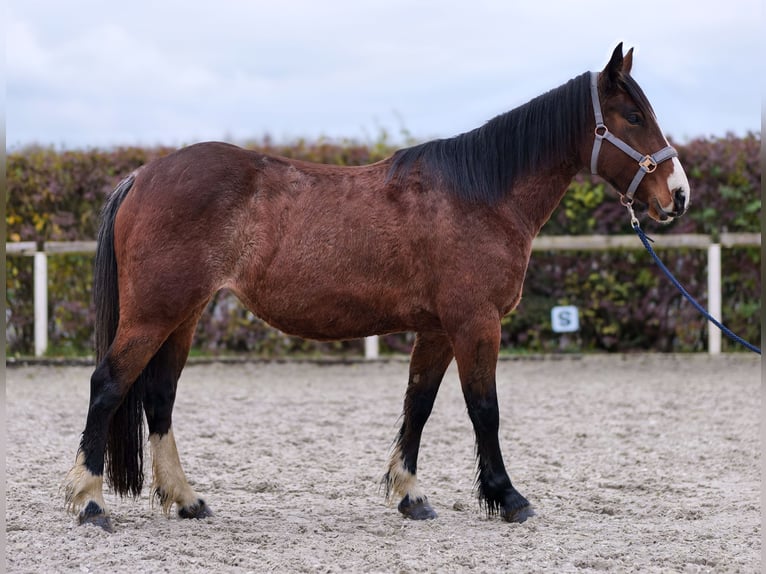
left=5, top=354, right=761, bottom=573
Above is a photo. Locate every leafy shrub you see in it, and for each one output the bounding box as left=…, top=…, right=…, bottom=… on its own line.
left=5, top=134, right=761, bottom=357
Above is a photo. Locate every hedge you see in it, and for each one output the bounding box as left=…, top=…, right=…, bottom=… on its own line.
left=5, top=133, right=761, bottom=357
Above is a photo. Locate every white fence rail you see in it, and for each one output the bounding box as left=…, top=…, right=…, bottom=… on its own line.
left=6, top=232, right=761, bottom=357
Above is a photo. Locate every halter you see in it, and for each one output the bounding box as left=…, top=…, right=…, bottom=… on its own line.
left=589, top=71, right=677, bottom=205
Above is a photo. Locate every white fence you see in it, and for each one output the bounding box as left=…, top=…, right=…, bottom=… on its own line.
left=6, top=232, right=761, bottom=357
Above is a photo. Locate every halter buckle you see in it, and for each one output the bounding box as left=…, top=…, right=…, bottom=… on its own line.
left=638, top=155, right=658, bottom=173
left=594, top=124, right=608, bottom=138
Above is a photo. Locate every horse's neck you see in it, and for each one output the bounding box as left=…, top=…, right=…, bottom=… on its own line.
left=504, top=165, right=582, bottom=236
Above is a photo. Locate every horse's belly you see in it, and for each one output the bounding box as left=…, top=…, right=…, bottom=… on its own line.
left=234, top=285, right=440, bottom=341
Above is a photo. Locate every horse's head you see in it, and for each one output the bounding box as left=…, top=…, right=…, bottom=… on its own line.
left=589, top=43, right=690, bottom=223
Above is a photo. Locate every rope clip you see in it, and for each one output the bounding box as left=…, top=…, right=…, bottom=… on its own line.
left=620, top=195, right=640, bottom=230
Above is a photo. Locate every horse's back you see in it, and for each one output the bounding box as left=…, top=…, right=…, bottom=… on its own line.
left=127, top=141, right=388, bottom=212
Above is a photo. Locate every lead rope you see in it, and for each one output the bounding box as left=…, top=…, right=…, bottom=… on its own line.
left=623, top=201, right=761, bottom=354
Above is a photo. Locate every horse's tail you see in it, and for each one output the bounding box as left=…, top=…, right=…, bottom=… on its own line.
left=93, top=173, right=145, bottom=498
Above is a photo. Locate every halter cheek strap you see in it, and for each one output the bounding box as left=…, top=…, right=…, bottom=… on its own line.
left=589, top=72, right=677, bottom=203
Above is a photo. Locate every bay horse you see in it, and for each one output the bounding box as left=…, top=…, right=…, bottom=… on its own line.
left=65, top=43, right=690, bottom=532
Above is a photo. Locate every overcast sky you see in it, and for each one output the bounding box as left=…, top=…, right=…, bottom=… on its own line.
left=6, top=0, right=762, bottom=150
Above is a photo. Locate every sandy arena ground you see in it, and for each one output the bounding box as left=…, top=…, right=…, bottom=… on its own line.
left=5, top=354, right=761, bottom=573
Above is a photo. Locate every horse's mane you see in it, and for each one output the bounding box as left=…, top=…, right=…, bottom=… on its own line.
left=617, top=73, right=655, bottom=120
left=387, top=72, right=593, bottom=204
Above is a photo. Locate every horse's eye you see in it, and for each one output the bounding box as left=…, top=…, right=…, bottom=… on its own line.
left=626, top=112, right=642, bottom=126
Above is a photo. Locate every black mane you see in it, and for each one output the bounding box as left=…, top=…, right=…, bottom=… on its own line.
left=387, top=72, right=592, bottom=204
left=618, top=73, right=656, bottom=119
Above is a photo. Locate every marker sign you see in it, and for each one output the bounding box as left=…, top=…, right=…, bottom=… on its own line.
left=551, top=305, right=579, bottom=333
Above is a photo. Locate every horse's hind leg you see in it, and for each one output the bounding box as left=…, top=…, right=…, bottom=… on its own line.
left=64, top=324, right=171, bottom=531
left=143, top=310, right=212, bottom=520
left=384, top=332, right=453, bottom=519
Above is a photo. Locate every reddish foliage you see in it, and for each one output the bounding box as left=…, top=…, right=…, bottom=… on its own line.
left=5, top=134, right=760, bottom=356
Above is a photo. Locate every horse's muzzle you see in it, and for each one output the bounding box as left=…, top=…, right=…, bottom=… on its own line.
left=652, top=187, right=688, bottom=222
left=672, top=187, right=688, bottom=216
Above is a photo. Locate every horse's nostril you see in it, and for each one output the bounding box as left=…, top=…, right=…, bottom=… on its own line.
left=673, top=188, right=687, bottom=213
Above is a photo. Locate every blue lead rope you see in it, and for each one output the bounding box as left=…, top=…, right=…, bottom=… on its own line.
left=632, top=222, right=761, bottom=355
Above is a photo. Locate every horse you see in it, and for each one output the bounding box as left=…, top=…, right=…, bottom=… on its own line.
left=64, top=43, right=690, bottom=532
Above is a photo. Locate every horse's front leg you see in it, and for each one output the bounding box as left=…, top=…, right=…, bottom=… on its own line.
left=384, top=332, right=454, bottom=519
left=451, top=319, right=533, bottom=523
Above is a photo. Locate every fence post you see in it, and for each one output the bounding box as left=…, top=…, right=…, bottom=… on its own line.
left=34, top=248, right=48, bottom=357
left=707, top=243, right=722, bottom=355
left=364, top=336, right=379, bottom=360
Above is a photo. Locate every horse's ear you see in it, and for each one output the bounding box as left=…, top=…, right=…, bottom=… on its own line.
left=602, top=42, right=624, bottom=89
left=622, top=47, right=634, bottom=75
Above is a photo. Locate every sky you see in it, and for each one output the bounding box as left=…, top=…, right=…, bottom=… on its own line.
left=6, top=0, right=762, bottom=150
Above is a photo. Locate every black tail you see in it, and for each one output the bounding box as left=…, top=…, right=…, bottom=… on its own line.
left=93, top=173, right=145, bottom=497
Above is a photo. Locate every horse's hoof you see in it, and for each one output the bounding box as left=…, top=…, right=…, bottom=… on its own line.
left=398, top=495, right=438, bottom=520
left=78, top=501, right=114, bottom=533
left=178, top=498, right=213, bottom=520
left=501, top=504, right=535, bottom=523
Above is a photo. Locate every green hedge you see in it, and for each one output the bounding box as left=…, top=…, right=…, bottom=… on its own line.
left=5, top=134, right=761, bottom=357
